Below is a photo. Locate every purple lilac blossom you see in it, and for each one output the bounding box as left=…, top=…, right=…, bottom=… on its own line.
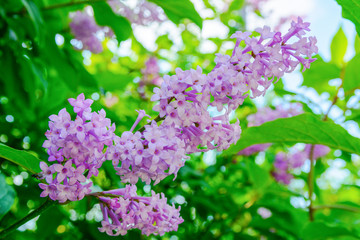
left=69, top=10, right=103, bottom=53
left=39, top=93, right=116, bottom=202
left=109, top=0, right=166, bottom=25
left=273, top=144, right=330, bottom=185
left=98, top=185, right=183, bottom=236
left=108, top=113, right=189, bottom=185
left=304, top=144, right=331, bottom=160
left=238, top=103, right=303, bottom=156
left=151, top=17, right=317, bottom=154
left=272, top=152, right=294, bottom=185
left=141, top=57, right=162, bottom=86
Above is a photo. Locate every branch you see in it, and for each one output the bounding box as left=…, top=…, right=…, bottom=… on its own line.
left=0, top=199, right=56, bottom=239
left=11, top=0, right=107, bottom=15
left=307, top=145, right=315, bottom=222
left=42, top=0, right=106, bottom=11
left=313, top=204, right=360, bottom=213
left=307, top=76, right=344, bottom=222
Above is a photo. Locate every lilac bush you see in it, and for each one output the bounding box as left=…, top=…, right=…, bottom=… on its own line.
left=38, top=17, right=318, bottom=236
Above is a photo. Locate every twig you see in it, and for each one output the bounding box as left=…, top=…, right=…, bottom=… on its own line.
left=307, top=145, right=315, bottom=222
left=313, top=204, right=360, bottom=213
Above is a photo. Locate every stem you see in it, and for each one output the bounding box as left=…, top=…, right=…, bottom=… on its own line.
left=307, top=78, right=343, bottom=222
left=0, top=199, right=56, bottom=239
left=12, top=0, right=107, bottom=15
left=137, top=115, right=165, bottom=133
left=313, top=204, right=360, bottom=213
left=43, top=0, right=106, bottom=11
left=307, top=145, right=315, bottom=222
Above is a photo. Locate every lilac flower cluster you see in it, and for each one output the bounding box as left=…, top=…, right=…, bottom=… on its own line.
left=107, top=111, right=188, bottom=185
left=151, top=17, right=317, bottom=154
left=273, top=144, right=330, bottom=184
left=141, top=57, right=162, bottom=86
left=138, top=57, right=163, bottom=99
left=69, top=10, right=105, bottom=54
left=39, top=94, right=116, bottom=202
left=98, top=185, right=183, bottom=236
left=109, top=0, right=166, bottom=25
left=238, top=103, right=303, bottom=156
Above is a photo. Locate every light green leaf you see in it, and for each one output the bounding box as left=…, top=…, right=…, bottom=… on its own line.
left=336, top=0, right=360, bottom=37
left=330, top=26, right=348, bottom=66
left=149, top=0, right=203, bottom=28
left=301, top=221, right=358, bottom=240
left=224, top=113, right=360, bottom=156
left=0, top=143, right=41, bottom=174
left=354, top=34, right=360, bottom=54
left=301, top=55, right=341, bottom=94
left=343, top=54, right=360, bottom=94
left=247, top=160, right=271, bottom=190
left=0, top=173, right=16, bottom=220
left=95, top=72, right=134, bottom=91
left=92, top=2, right=132, bottom=43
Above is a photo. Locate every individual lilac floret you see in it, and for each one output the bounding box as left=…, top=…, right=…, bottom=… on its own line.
left=238, top=103, right=303, bottom=156
left=304, top=144, right=330, bottom=160
left=98, top=185, right=183, bottom=236
left=70, top=10, right=103, bottom=53
left=39, top=94, right=116, bottom=202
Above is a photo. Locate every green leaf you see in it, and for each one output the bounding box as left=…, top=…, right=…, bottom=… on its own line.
left=336, top=0, right=360, bottom=36
left=343, top=53, right=360, bottom=94
left=330, top=26, right=348, bottom=66
left=0, top=173, right=16, bottom=220
left=91, top=2, right=132, bottom=43
left=301, top=221, right=358, bottom=240
left=149, top=0, right=203, bottom=28
left=95, top=72, right=133, bottom=91
left=355, top=34, right=360, bottom=54
left=224, top=113, right=360, bottom=156
left=246, top=160, right=271, bottom=190
left=21, top=0, right=43, bottom=42
left=0, top=143, right=41, bottom=174
left=301, top=55, right=341, bottom=94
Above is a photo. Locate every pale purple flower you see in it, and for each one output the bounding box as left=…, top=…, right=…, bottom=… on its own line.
left=69, top=10, right=103, bottom=53
left=40, top=94, right=117, bottom=202
left=98, top=185, right=183, bottom=236
left=109, top=0, right=167, bottom=25
left=304, top=144, right=330, bottom=160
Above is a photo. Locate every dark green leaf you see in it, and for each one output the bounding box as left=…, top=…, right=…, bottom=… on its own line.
left=0, top=173, right=16, bottom=220
left=224, top=113, right=360, bottom=156
left=91, top=2, right=132, bottom=43
left=301, top=221, right=358, bottom=240
left=21, top=0, right=43, bottom=42
left=301, top=55, right=340, bottom=94
left=330, top=26, right=347, bottom=66
left=336, top=0, right=360, bottom=36
left=343, top=54, right=360, bottom=94
left=149, top=0, right=203, bottom=28
left=0, top=143, right=41, bottom=174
